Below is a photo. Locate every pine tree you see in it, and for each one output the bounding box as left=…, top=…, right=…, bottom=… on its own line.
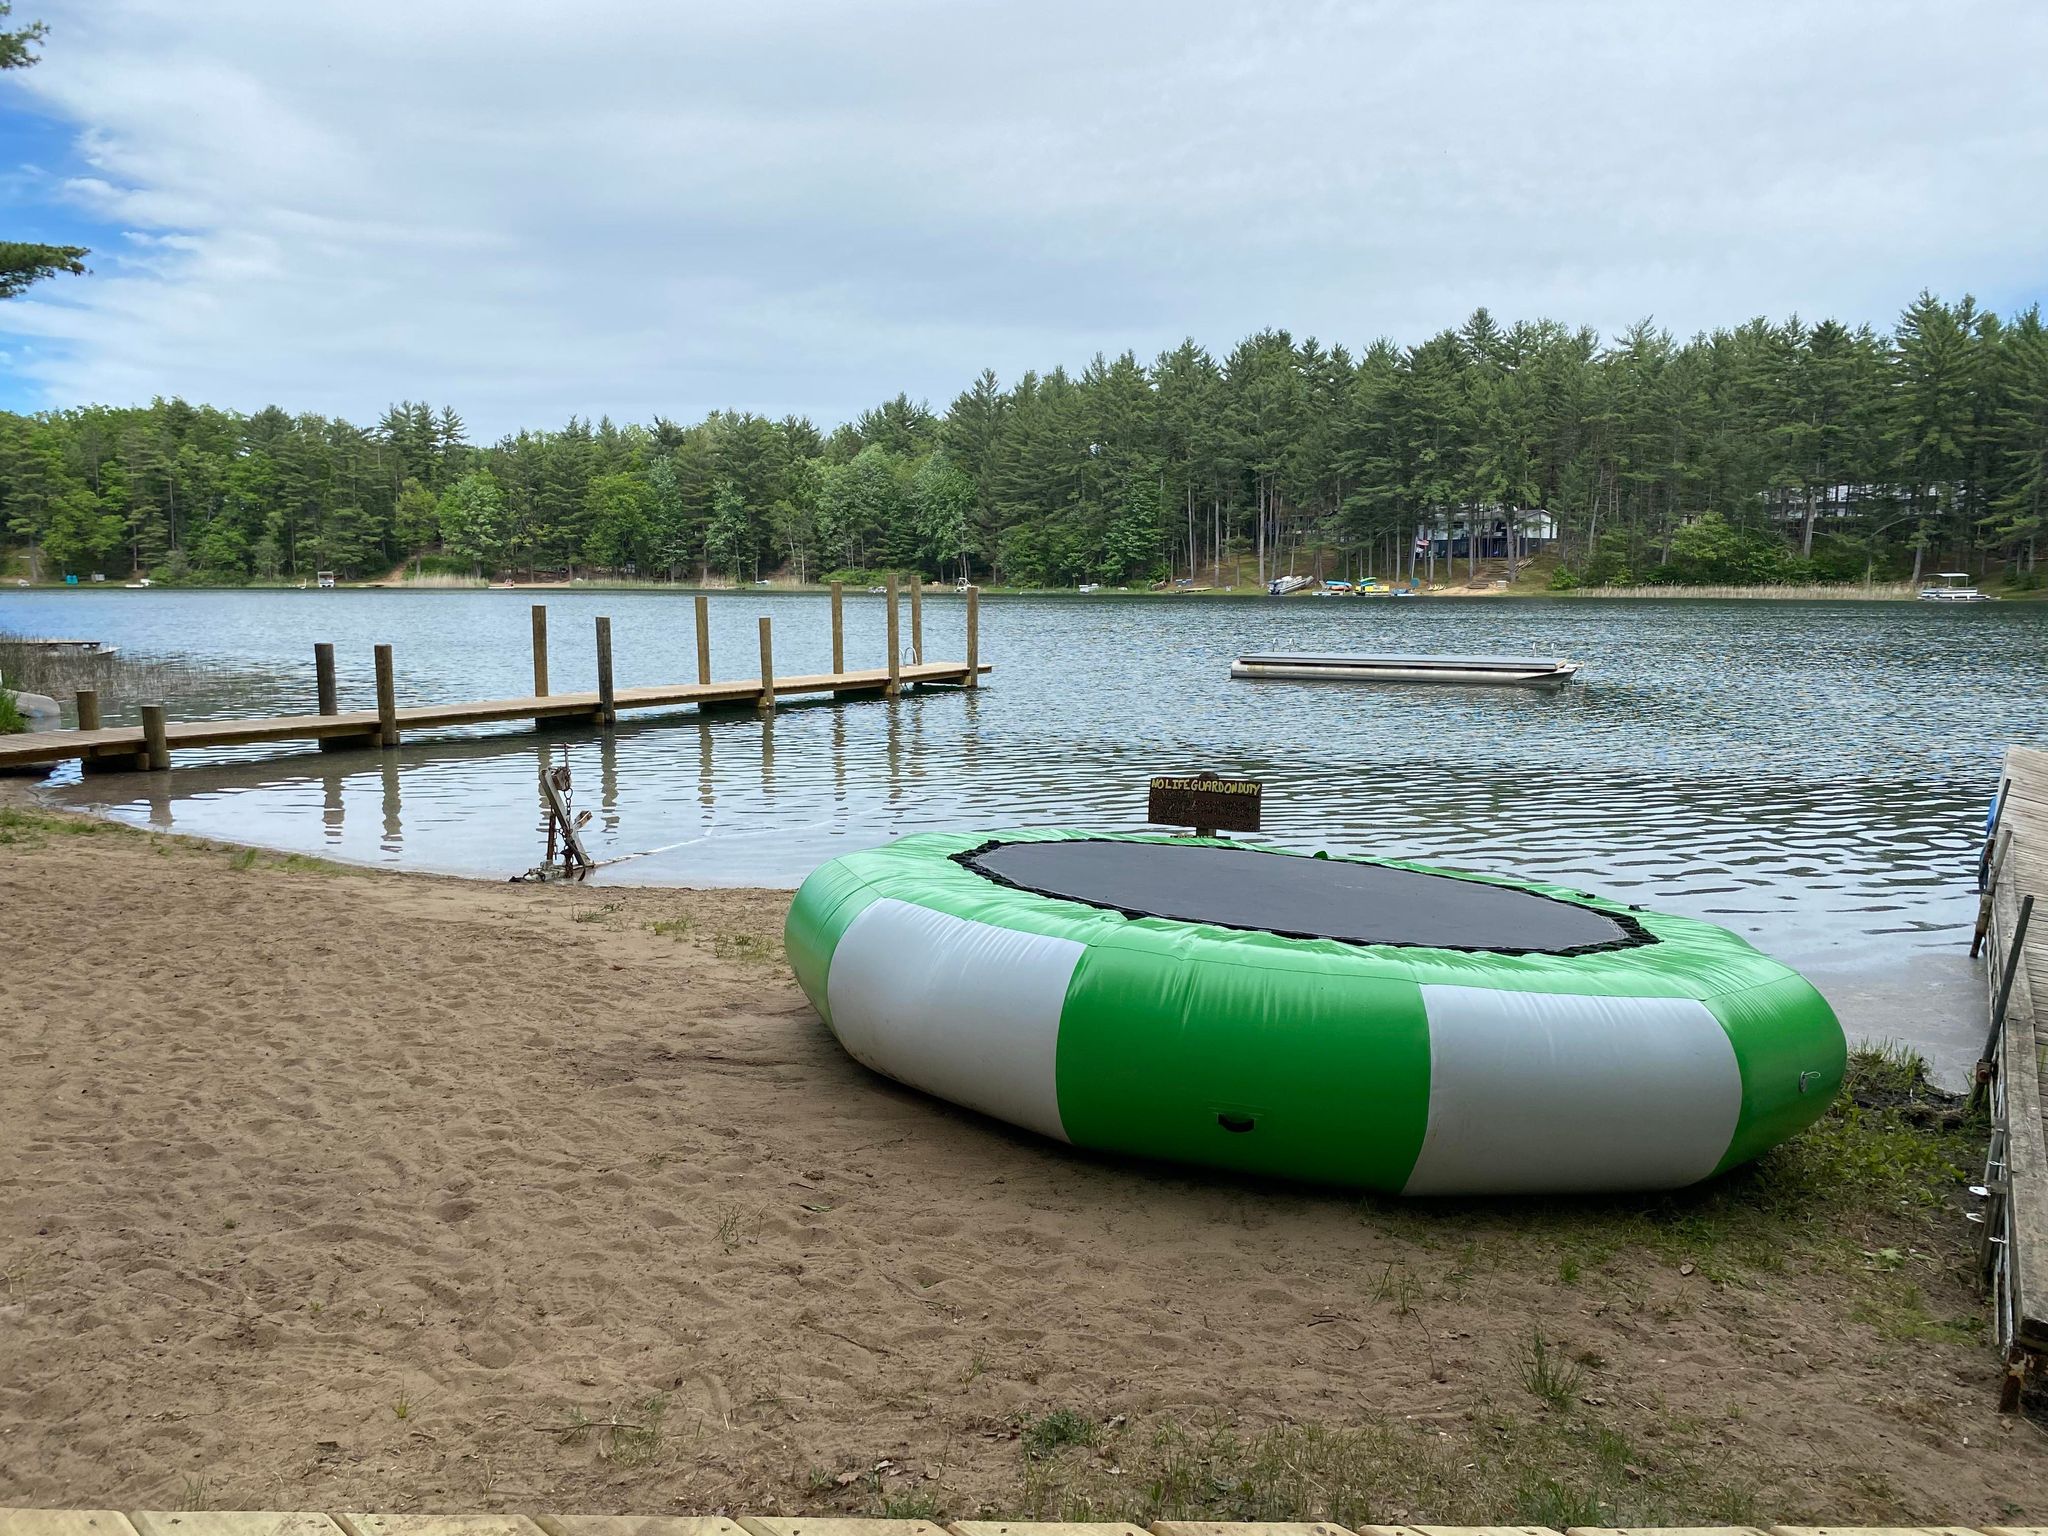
left=1989, top=305, right=2048, bottom=580
left=0, top=4, right=87, bottom=300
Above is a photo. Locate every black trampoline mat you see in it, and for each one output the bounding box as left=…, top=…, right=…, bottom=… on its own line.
left=961, top=838, right=1639, bottom=953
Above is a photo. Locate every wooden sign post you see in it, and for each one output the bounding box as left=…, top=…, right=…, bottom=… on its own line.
left=1148, top=772, right=1262, bottom=839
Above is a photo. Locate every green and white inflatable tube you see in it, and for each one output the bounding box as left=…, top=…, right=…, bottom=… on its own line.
left=785, top=829, right=1846, bottom=1195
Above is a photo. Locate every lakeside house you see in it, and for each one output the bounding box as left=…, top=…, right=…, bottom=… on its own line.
left=1422, top=508, right=1560, bottom=562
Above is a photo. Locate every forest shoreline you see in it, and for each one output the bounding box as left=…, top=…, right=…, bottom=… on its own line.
left=7, top=295, right=2045, bottom=605
left=6, top=575, right=2038, bottom=601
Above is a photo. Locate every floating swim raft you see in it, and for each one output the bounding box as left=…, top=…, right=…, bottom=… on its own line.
left=785, top=831, right=1845, bottom=1195
left=1232, top=652, right=1580, bottom=685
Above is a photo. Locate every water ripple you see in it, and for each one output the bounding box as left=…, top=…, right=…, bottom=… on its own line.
left=7, top=587, right=2042, bottom=988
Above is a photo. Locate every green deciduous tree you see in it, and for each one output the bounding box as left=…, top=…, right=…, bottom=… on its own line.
left=583, top=470, right=652, bottom=572
left=438, top=470, right=507, bottom=576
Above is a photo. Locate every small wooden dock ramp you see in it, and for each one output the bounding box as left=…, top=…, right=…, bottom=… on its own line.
left=2, top=1515, right=2045, bottom=1536
left=0, top=584, right=985, bottom=775
left=1976, top=744, right=2048, bottom=1405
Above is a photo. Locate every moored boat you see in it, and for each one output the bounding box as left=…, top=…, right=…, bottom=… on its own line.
left=1231, top=651, right=1579, bottom=685
left=1917, top=572, right=1994, bottom=602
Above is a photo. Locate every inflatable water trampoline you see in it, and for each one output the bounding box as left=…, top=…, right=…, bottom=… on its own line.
left=785, top=830, right=1845, bottom=1195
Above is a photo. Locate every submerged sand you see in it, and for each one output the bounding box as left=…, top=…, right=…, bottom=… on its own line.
left=0, top=795, right=2040, bottom=1520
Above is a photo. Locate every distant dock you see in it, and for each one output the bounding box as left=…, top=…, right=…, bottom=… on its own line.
left=1978, top=743, right=2047, bottom=1406
left=0, top=580, right=983, bottom=774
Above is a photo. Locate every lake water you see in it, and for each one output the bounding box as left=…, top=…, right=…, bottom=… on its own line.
left=7, top=586, right=2043, bottom=1083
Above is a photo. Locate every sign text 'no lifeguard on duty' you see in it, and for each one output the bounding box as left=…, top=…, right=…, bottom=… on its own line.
left=1147, top=773, right=1263, bottom=834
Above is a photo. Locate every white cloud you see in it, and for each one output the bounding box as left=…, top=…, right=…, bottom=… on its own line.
left=4, top=0, right=2046, bottom=434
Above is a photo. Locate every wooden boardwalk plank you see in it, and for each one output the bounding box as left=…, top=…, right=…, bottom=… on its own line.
left=1989, top=746, right=2048, bottom=1355
left=1152, top=1524, right=1356, bottom=1536
left=0, top=1516, right=139, bottom=1536
left=338, top=1519, right=547, bottom=1536
left=738, top=1522, right=944, bottom=1536
left=953, top=1525, right=1150, bottom=1536
left=131, top=1516, right=345, bottom=1536
left=536, top=1520, right=745, bottom=1536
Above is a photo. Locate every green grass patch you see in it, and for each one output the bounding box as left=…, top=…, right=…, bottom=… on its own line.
left=712, top=931, right=782, bottom=964
left=1014, top=1409, right=1776, bottom=1527
left=1518, top=1328, right=1587, bottom=1409
left=1021, top=1407, right=1098, bottom=1458
left=221, top=843, right=359, bottom=876
left=0, top=805, right=119, bottom=847
left=1850, top=1277, right=1985, bottom=1346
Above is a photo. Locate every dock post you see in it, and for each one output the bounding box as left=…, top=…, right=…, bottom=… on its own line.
left=966, top=584, right=979, bottom=689
left=885, top=572, right=901, bottom=697
left=595, top=616, right=616, bottom=726
left=315, top=644, right=338, bottom=715
left=830, top=581, right=844, bottom=674
left=694, top=594, right=711, bottom=685
left=910, top=575, right=923, bottom=665
left=315, top=642, right=359, bottom=753
left=531, top=605, right=550, bottom=696
left=140, top=703, right=170, bottom=771
left=374, top=644, right=398, bottom=747
left=758, top=616, right=776, bottom=712
left=75, top=688, right=133, bottom=773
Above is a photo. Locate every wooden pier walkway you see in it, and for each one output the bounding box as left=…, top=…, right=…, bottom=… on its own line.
left=1978, top=743, right=2048, bottom=1403
left=0, top=583, right=984, bottom=774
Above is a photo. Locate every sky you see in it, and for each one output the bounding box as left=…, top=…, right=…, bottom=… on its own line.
left=3, top=0, right=2047, bottom=438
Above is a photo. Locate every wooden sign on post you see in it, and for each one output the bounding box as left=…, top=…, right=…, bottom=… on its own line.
left=1148, top=772, right=1262, bottom=838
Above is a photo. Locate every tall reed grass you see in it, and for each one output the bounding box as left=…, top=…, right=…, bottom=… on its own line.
left=1559, top=581, right=1918, bottom=601
left=0, top=635, right=217, bottom=725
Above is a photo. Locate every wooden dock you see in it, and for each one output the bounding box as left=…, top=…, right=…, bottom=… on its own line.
left=1977, top=743, right=2048, bottom=1405
left=0, top=583, right=984, bottom=774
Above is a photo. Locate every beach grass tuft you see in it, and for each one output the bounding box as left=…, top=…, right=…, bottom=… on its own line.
left=1021, top=1407, right=1097, bottom=1458
left=1518, top=1327, right=1587, bottom=1409
left=712, top=931, right=781, bottom=964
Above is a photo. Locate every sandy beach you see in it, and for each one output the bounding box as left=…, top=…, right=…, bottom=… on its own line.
left=1, top=792, right=2041, bottom=1523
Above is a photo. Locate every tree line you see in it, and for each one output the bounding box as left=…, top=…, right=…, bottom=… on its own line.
left=3, top=292, right=2045, bottom=591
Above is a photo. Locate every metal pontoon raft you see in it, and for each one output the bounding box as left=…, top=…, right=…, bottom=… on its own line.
left=1231, top=651, right=1580, bottom=685
left=1918, top=572, right=1995, bottom=602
